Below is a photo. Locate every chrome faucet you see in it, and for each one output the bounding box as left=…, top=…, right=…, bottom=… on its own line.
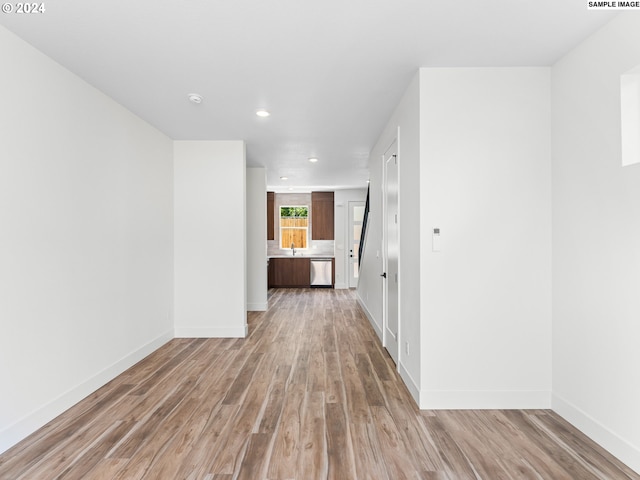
left=291, top=242, right=296, bottom=256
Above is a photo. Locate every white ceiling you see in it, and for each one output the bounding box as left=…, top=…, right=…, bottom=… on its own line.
left=1, top=1, right=615, bottom=191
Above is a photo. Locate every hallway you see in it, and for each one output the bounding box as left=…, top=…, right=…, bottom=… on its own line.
left=0, top=289, right=636, bottom=479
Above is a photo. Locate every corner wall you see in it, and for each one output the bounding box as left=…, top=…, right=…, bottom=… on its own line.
left=246, top=168, right=268, bottom=311
left=173, top=141, right=247, bottom=337
left=0, top=25, right=174, bottom=453
left=551, top=13, right=640, bottom=472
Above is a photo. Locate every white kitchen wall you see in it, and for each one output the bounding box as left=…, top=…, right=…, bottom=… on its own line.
left=334, top=188, right=367, bottom=289
left=0, top=26, right=174, bottom=453
left=552, top=13, right=640, bottom=472
left=419, top=67, right=552, bottom=409
left=246, top=168, right=268, bottom=311
left=173, top=141, right=247, bottom=337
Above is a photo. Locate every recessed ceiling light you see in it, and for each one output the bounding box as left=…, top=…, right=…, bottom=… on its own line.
left=308, top=157, right=318, bottom=163
left=280, top=176, right=288, bottom=180
left=256, top=109, right=270, bottom=117
left=188, top=93, right=203, bottom=104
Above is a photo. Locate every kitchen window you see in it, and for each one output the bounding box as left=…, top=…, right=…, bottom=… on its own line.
left=280, top=206, right=308, bottom=249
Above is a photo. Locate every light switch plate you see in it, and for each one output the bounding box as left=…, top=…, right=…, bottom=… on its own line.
left=432, top=228, right=441, bottom=252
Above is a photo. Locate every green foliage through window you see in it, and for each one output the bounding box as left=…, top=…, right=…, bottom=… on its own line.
left=280, top=206, right=308, bottom=218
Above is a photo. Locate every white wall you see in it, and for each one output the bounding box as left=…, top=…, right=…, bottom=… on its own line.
left=357, top=72, right=421, bottom=399
left=551, top=13, right=640, bottom=473
left=356, top=155, right=386, bottom=340
left=362, top=68, right=552, bottom=410
left=419, top=67, right=552, bottom=409
left=0, top=26, right=174, bottom=453
left=173, top=141, right=247, bottom=337
left=246, top=168, right=268, bottom=311
left=334, top=188, right=367, bottom=289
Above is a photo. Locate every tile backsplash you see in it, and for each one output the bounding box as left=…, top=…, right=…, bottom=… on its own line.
left=267, top=239, right=335, bottom=257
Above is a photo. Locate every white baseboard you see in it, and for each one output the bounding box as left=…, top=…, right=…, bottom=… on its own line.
left=247, top=302, right=267, bottom=312
left=355, top=293, right=382, bottom=342
left=0, top=330, right=173, bottom=455
left=418, top=389, right=551, bottom=410
left=334, top=282, right=348, bottom=290
left=398, top=362, right=421, bottom=406
left=553, top=393, right=640, bottom=474
left=174, top=325, right=248, bottom=338
left=357, top=296, right=421, bottom=410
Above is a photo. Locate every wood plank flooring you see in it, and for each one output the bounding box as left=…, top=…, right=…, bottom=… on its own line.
left=1, top=288, right=638, bottom=479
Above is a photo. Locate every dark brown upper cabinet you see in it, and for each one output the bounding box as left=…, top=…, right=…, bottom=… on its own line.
left=267, top=191, right=275, bottom=240
left=311, top=191, right=334, bottom=240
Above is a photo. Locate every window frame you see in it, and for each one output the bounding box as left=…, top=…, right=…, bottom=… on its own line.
left=279, top=205, right=309, bottom=250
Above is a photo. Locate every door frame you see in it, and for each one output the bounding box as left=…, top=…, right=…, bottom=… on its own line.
left=382, top=139, right=400, bottom=366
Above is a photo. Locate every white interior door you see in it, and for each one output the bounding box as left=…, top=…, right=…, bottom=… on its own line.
left=383, top=142, right=399, bottom=365
left=348, top=201, right=365, bottom=288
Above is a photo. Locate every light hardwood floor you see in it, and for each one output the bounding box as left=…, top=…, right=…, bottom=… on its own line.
left=0, top=288, right=637, bottom=479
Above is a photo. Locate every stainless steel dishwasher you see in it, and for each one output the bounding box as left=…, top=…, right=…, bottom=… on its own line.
left=310, top=258, right=332, bottom=287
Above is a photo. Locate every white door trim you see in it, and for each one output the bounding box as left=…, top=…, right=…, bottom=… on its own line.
left=382, top=139, right=399, bottom=366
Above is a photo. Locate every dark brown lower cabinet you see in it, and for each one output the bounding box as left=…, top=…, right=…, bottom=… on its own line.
left=268, top=257, right=311, bottom=288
